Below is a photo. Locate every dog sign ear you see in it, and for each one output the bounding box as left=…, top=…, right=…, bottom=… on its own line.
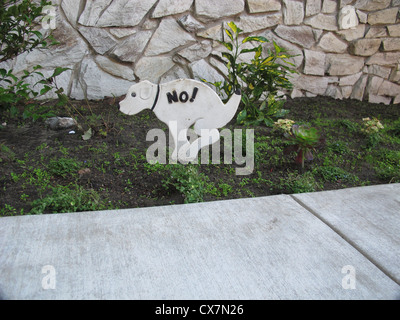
left=140, top=81, right=153, bottom=100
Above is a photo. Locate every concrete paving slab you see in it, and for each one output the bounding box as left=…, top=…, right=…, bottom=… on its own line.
left=0, top=193, right=399, bottom=300
left=292, top=183, right=400, bottom=285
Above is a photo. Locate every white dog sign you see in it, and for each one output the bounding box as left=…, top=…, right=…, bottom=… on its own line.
left=120, top=79, right=241, bottom=162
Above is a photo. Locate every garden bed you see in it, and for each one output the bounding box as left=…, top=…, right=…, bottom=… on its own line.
left=0, top=95, right=399, bottom=216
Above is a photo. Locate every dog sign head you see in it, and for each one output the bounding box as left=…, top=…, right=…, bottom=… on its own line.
left=119, top=80, right=158, bottom=116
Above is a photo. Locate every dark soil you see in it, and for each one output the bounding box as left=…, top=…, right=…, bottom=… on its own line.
left=1, top=95, right=399, bottom=216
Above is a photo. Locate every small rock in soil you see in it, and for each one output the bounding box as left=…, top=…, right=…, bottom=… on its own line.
left=45, top=117, right=77, bottom=130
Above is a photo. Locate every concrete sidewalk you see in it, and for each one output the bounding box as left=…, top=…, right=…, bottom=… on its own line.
left=0, top=183, right=399, bottom=300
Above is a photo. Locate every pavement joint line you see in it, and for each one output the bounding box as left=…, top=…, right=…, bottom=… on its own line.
left=289, top=194, right=400, bottom=287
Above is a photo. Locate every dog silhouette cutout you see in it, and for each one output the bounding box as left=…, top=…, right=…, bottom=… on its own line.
left=120, top=79, right=241, bottom=162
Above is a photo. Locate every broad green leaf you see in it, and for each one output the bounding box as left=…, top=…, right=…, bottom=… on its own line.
left=261, top=56, right=274, bottom=65
left=239, top=47, right=258, bottom=54
left=227, top=21, right=237, bottom=34
left=242, top=36, right=268, bottom=44
left=225, top=29, right=233, bottom=41
left=221, top=41, right=233, bottom=51
left=273, top=41, right=281, bottom=54
left=254, top=46, right=262, bottom=59
left=51, top=67, right=69, bottom=78
left=40, top=85, right=52, bottom=96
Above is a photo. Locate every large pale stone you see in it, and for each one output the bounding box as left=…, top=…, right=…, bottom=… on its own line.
left=337, top=24, right=366, bottom=41
left=177, top=41, right=212, bottom=62
left=72, top=57, right=133, bottom=100
left=247, top=0, right=282, bottom=13
left=108, top=28, right=137, bottom=39
left=78, top=0, right=112, bottom=26
left=178, top=15, right=205, bottom=33
left=142, top=19, right=159, bottom=30
left=274, top=25, right=315, bottom=49
left=209, top=56, right=229, bottom=75
left=326, top=54, right=365, bottom=76
left=339, top=72, right=363, bottom=86
left=338, top=5, right=359, bottom=30
left=152, top=0, right=193, bottom=18
left=350, top=74, right=368, bottom=100
left=318, top=32, right=348, bottom=53
left=366, top=76, right=384, bottom=95
left=322, top=0, right=337, bottom=13
left=135, top=56, right=175, bottom=82
left=325, top=85, right=343, bottom=100
left=390, top=65, right=400, bottom=82
left=239, top=13, right=282, bottom=33
left=13, top=19, right=88, bottom=71
left=160, top=65, right=190, bottom=83
left=195, top=0, right=244, bottom=19
left=94, top=56, right=135, bottom=81
left=79, top=0, right=158, bottom=27
left=341, top=85, right=353, bottom=98
left=355, top=0, right=391, bottom=11
left=378, top=80, right=400, bottom=96
left=340, top=0, right=353, bottom=8
left=306, top=0, right=321, bottom=16
left=197, top=25, right=222, bottom=41
left=387, top=25, right=400, bottom=37
left=366, top=52, right=400, bottom=66
left=303, top=50, right=326, bottom=76
left=351, top=39, right=381, bottom=56
left=365, top=27, right=388, bottom=38
left=190, top=59, right=224, bottom=84
left=304, top=13, right=338, bottom=31
left=368, top=8, right=399, bottom=25
left=145, top=18, right=195, bottom=56
left=283, top=0, right=305, bottom=25
left=368, top=65, right=392, bottom=79
left=61, top=0, right=81, bottom=26
left=78, top=26, right=117, bottom=55
left=368, top=94, right=392, bottom=104
left=383, top=38, right=400, bottom=52
left=111, top=31, right=153, bottom=63
left=356, top=9, right=368, bottom=23
left=294, top=75, right=329, bottom=95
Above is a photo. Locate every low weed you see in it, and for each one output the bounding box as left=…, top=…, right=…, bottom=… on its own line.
left=162, top=164, right=208, bottom=203
left=280, top=171, right=321, bottom=194
left=30, top=184, right=109, bottom=214
left=48, top=157, right=82, bottom=178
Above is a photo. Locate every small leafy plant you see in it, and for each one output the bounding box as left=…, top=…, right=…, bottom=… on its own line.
left=162, top=164, right=208, bottom=203
left=284, top=124, right=323, bottom=169
left=361, top=117, right=384, bottom=149
left=361, top=117, right=384, bottom=134
left=273, top=119, right=295, bottom=133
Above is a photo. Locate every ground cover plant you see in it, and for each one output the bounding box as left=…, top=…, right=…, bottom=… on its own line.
left=1, top=95, right=399, bottom=216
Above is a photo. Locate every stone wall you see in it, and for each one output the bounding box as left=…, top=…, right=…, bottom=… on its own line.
left=3, top=0, right=400, bottom=103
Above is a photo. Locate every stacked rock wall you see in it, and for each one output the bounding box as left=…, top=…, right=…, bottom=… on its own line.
left=3, top=0, right=400, bottom=103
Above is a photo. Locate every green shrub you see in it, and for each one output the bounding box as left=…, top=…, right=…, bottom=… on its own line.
left=202, top=21, right=296, bottom=126
left=0, top=0, right=68, bottom=119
